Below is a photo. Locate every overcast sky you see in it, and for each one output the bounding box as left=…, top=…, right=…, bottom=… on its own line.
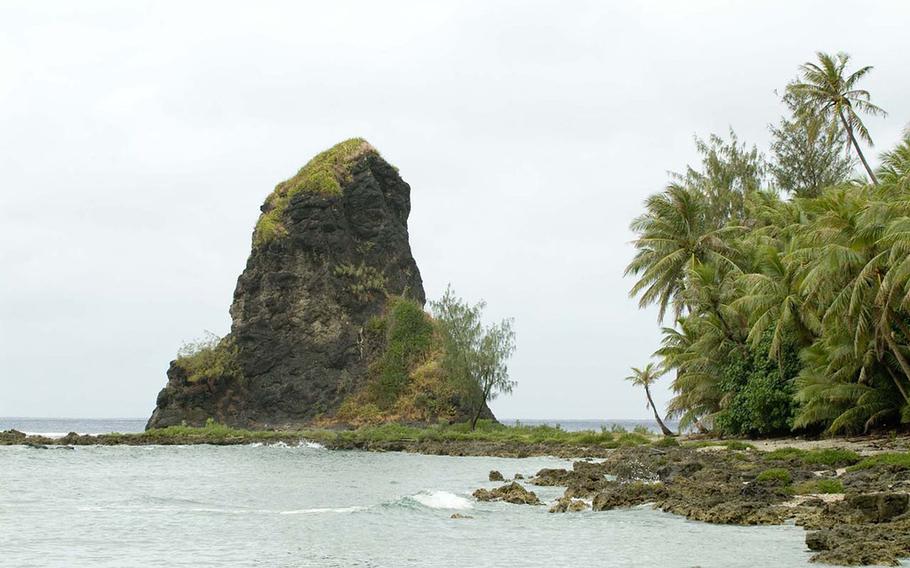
left=1, top=1, right=908, bottom=420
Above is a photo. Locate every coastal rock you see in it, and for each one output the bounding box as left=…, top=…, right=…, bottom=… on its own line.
left=489, top=470, right=504, bottom=481
left=592, top=482, right=666, bottom=511
left=146, top=139, right=491, bottom=429
left=845, top=492, right=909, bottom=523
left=531, top=468, right=573, bottom=486
left=549, top=497, right=590, bottom=513
left=473, top=482, right=542, bottom=505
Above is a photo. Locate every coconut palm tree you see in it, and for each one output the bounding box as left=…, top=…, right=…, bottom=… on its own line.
left=626, top=183, right=744, bottom=322
left=734, top=242, right=819, bottom=361
left=788, top=52, right=887, bottom=185
left=625, top=363, right=675, bottom=436
left=878, top=136, right=910, bottom=192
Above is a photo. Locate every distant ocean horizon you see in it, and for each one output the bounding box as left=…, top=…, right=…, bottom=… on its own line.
left=0, top=417, right=679, bottom=436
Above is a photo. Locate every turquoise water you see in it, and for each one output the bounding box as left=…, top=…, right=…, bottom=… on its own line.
left=0, top=441, right=818, bottom=567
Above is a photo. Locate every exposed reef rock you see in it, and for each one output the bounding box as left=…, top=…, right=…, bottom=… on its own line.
left=148, top=139, right=486, bottom=429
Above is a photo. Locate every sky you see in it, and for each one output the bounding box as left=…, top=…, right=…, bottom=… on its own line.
left=1, top=1, right=909, bottom=420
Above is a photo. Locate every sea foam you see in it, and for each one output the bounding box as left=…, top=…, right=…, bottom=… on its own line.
left=412, top=490, right=473, bottom=510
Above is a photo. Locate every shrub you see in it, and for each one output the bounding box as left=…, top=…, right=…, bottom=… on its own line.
left=755, top=468, right=792, bottom=484
left=368, top=298, right=435, bottom=408
left=175, top=333, right=241, bottom=385
left=714, top=334, right=800, bottom=437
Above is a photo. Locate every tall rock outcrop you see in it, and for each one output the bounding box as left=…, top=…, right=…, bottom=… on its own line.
left=147, top=139, right=476, bottom=429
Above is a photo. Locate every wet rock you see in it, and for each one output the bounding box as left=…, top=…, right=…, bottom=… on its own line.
left=845, top=492, right=909, bottom=523
left=514, top=473, right=524, bottom=480
left=488, top=470, right=504, bottom=482
left=450, top=513, right=473, bottom=519
left=473, top=482, right=541, bottom=505
left=806, top=529, right=831, bottom=551
left=592, top=482, right=667, bottom=511
left=531, top=468, right=573, bottom=486
left=549, top=497, right=589, bottom=513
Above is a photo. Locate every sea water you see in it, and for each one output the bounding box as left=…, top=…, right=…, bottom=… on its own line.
left=0, top=419, right=814, bottom=567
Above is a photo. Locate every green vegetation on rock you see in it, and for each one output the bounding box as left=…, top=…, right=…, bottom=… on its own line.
left=793, top=478, right=844, bottom=494
left=334, top=262, right=387, bottom=302
left=755, top=468, right=793, bottom=484
left=337, top=297, right=462, bottom=424
left=848, top=452, right=910, bottom=471
left=765, top=447, right=860, bottom=467
left=253, top=138, right=376, bottom=246
left=175, top=333, right=241, bottom=385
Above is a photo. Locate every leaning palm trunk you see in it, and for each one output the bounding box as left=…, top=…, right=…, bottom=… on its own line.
left=839, top=109, right=878, bottom=185
left=884, top=365, right=910, bottom=404
left=883, top=331, right=910, bottom=400
left=644, top=383, right=675, bottom=436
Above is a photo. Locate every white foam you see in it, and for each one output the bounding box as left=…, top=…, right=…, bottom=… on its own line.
left=279, top=506, right=363, bottom=515
left=412, top=490, right=473, bottom=510
left=299, top=440, right=326, bottom=449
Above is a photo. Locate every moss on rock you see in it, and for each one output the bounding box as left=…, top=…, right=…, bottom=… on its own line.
left=253, top=138, right=377, bottom=246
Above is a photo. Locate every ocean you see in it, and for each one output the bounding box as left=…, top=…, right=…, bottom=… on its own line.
left=0, top=418, right=814, bottom=567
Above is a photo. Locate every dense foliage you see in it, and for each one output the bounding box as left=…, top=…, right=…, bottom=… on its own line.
left=628, top=52, right=910, bottom=436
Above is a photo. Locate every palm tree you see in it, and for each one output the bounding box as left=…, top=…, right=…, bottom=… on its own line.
left=657, top=318, right=723, bottom=433
left=625, top=363, right=675, bottom=436
left=626, top=184, right=744, bottom=322
left=788, top=52, right=887, bottom=185
left=734, top=242, right=819, bottom=361
left=878, top=136, right=910, bottom=192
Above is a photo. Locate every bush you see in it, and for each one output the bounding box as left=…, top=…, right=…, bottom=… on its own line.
left=714, top=332, right=800, bottom=437
left=175, top=333, right=241, bottom=385
left=368, top=298, right=435, bottom=408
left=755, top=468, right=792, bottom=484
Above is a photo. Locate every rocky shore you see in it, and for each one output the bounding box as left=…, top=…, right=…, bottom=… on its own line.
left=0, top=428, right=618, bottom=457
left=6, top=426, right=910, bottom=565
left=485, top=442, right=910, bottom=566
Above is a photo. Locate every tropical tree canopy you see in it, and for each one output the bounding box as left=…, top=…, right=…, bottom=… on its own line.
left=626, top=52, right=906, bottom=436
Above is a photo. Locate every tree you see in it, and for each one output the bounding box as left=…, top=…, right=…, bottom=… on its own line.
left=769, top=92, right=855, bottom=197
left=431, top=286, right=517, bottom=430
left=626, top=183, right=744, bottom=322
left=625, top=363, right=675, bottom=436
left=676, top=130, right=766, bottom=224
left=788, top=52, right=887, bottom=185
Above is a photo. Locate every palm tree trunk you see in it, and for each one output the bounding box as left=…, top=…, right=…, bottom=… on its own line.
left=883, top=331, right=910, bottom=393
left=839, top=110, right=878, bottom=185
left=885, top=365, right=910, bottom=404
left=644, top=383, right=675, bottom=436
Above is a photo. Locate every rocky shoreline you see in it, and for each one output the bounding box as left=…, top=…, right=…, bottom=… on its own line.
left=6, top=427, right=910, bottom=565
left=483, top=443, right=910, bottom=566
left=0, top=429, right=618, bottom=457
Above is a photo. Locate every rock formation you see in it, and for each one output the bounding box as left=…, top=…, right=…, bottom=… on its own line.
left=147, top=138, right=487, bottom=429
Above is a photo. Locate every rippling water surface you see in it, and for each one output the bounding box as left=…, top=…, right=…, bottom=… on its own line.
left=0, top=437, right=820, bottom=568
